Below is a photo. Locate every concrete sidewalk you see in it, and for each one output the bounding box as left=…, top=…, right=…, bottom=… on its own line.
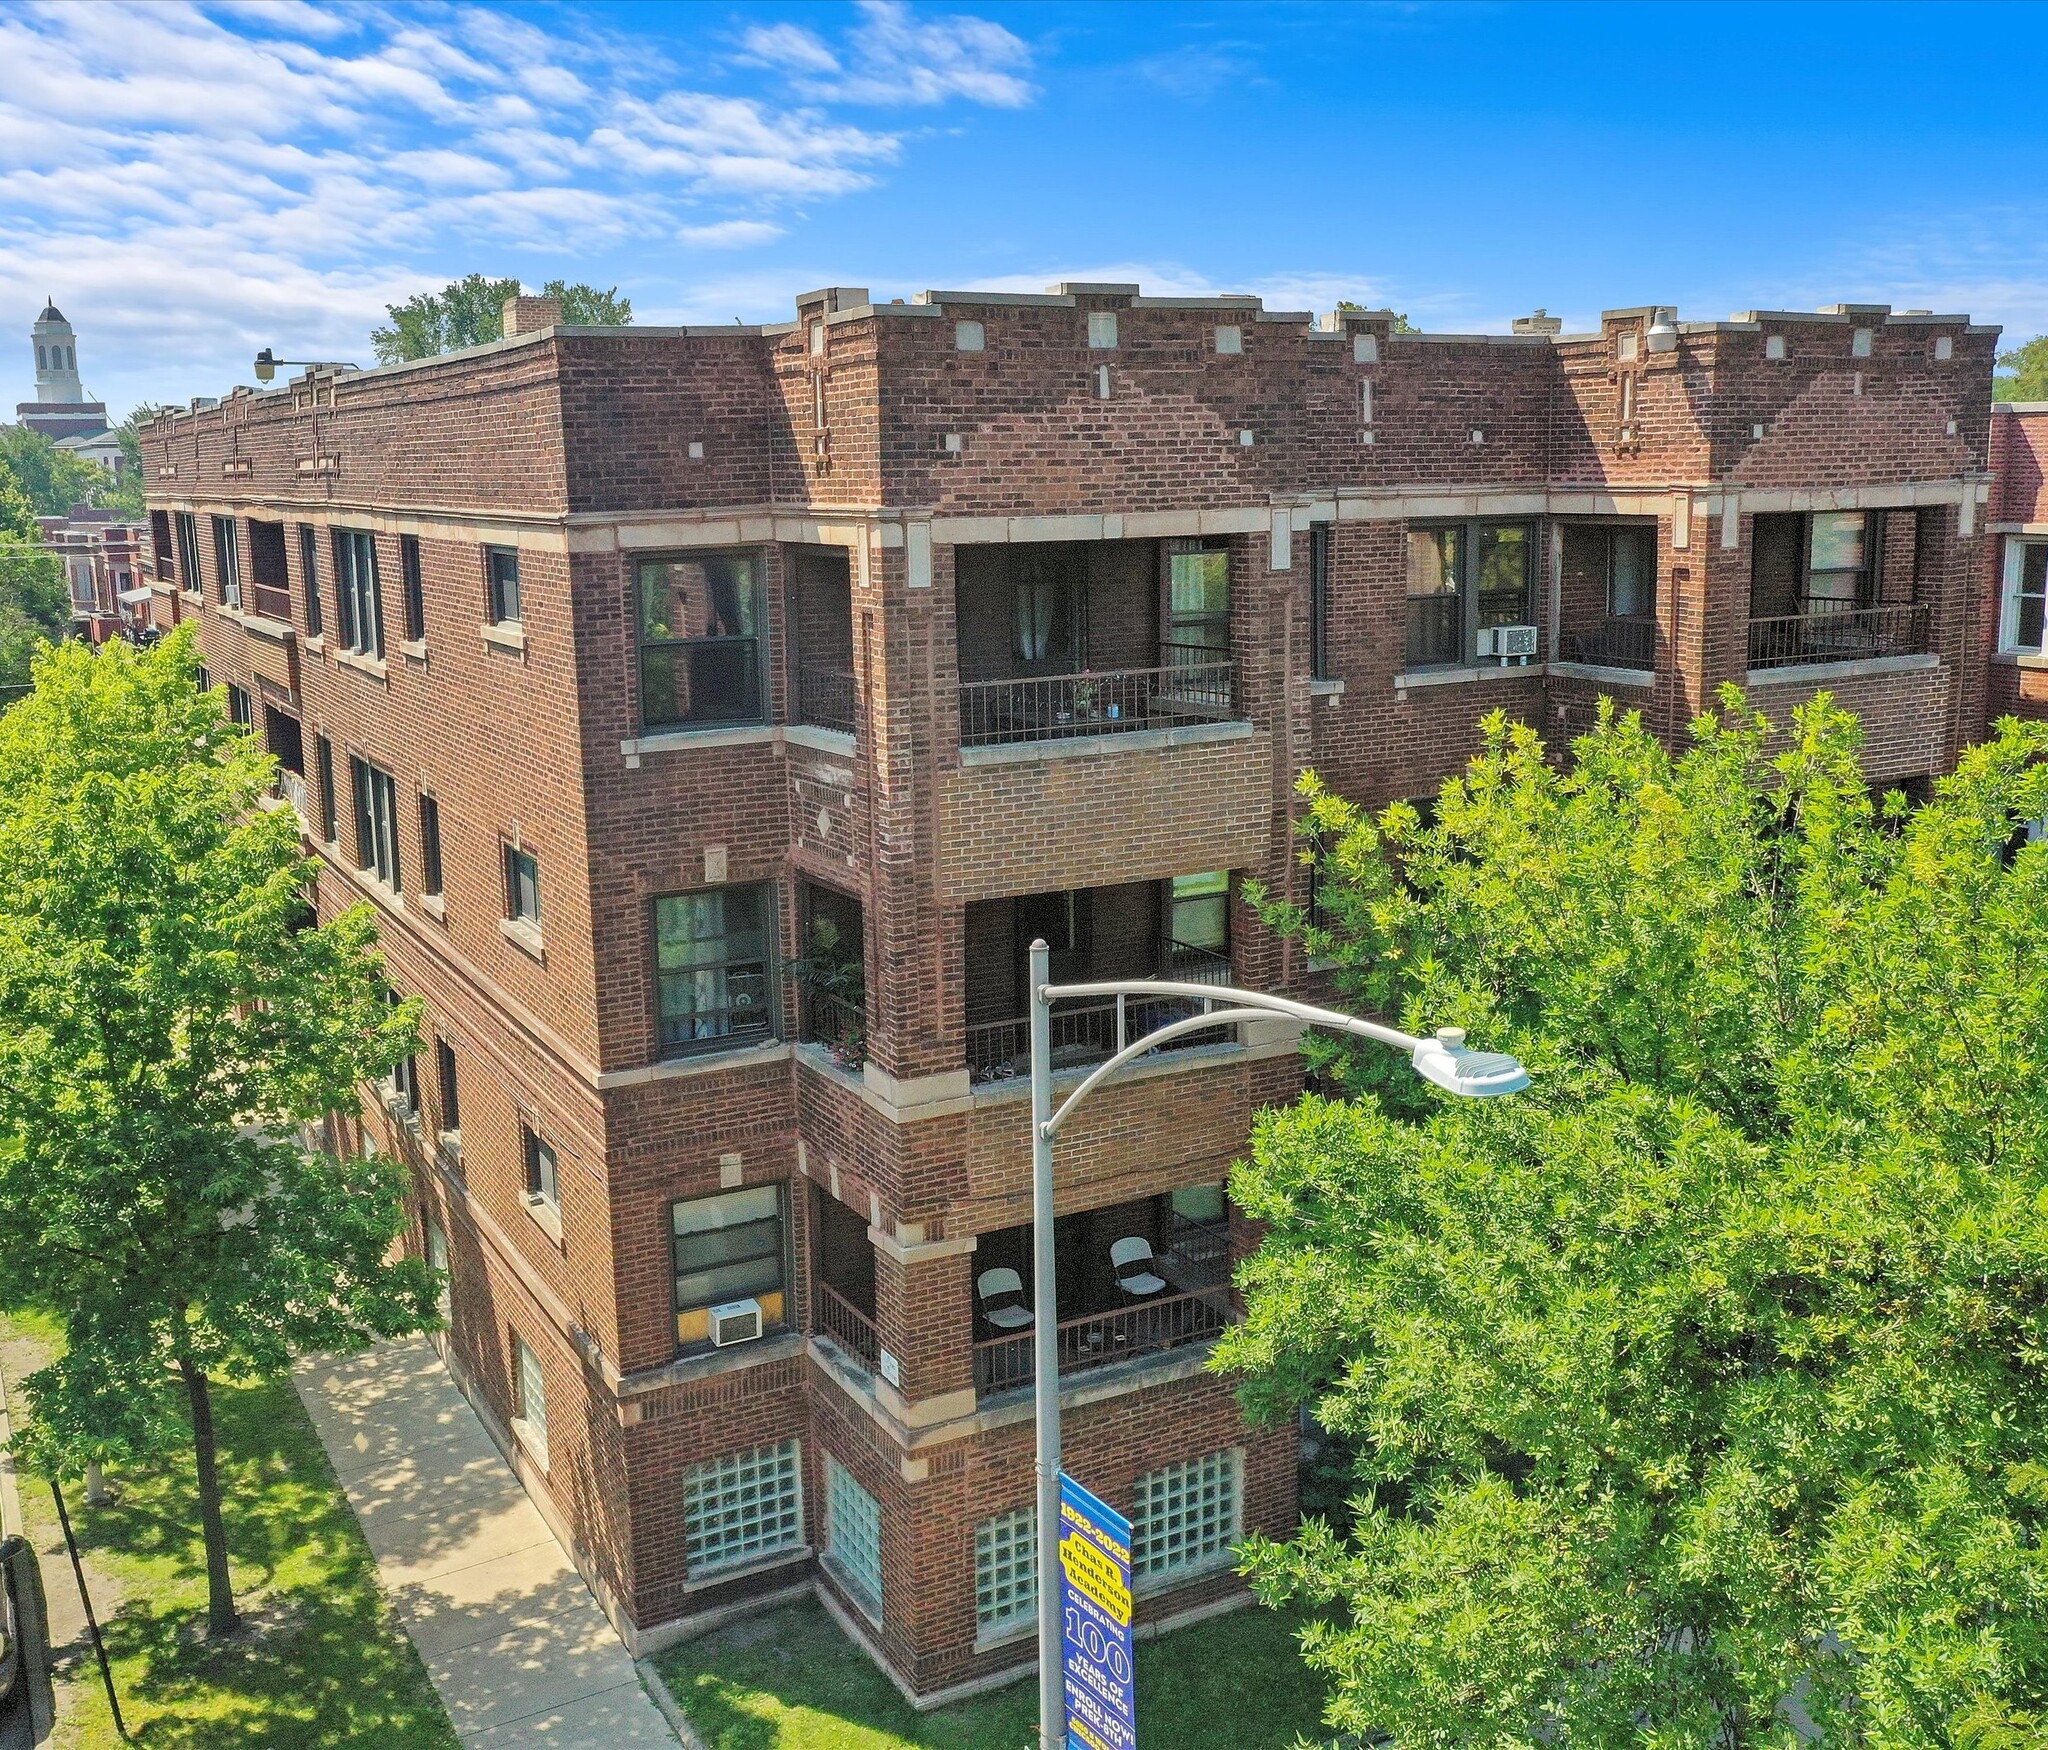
left=295, top=1338, right=680, bottom=1749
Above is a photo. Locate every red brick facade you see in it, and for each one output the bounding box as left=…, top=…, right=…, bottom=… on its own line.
left=145, top=286, right=2007, bottom=1702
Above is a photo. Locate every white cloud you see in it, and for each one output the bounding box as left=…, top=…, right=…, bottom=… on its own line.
left=0, top=1, right=1027, bottom=411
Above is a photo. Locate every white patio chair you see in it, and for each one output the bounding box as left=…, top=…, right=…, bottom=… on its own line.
left=977, top=1267, right=1035, bottom=1331
left=1110, top=1237, right=1167, bottom=1299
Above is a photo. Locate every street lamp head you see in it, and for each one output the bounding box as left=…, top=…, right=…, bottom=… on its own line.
left=1410, top=1026, right=1531, bottom=1098
left=253, top=347, right=278, bottom=383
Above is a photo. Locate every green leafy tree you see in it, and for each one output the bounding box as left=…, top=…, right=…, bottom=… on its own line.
left=0, top=540, right=68, bottom=696
left=0, top=422, right=108, bottom=515
left=1995, top=334, right=2048, bottom=402
left=97, top=402, right=170, bottom=518
left=1227, top=695, right=2048, bottom=1747
left=371, top=273, right=633, bottom=363
left=0, top=627, right=437, bottom=1637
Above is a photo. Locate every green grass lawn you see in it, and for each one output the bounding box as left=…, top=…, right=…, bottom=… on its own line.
left=654, top=1594, right=1332, bottom=1750
left=1, top=1311, right=457, bottom=1750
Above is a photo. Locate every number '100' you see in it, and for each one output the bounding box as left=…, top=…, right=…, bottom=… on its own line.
left=1064, top=1607, right=1133, bottom=1683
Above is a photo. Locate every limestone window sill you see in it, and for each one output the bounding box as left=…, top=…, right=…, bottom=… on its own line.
left=302, top=633, right=326, bottom=655
left=1393, top=661, right=1545, bottom=693
left=401, top=637, right=429, bottom=663
left=482, top=622, right=526, bottom=654
left=523, top=1192, right=563, bottom=1246
left=335, top=647, right=389, bottom=682
left=1309, top=676, right=1345, bottom=698
left=351, top=868, right=405, bottom=914
left=680, top=1544, right=811, bottom=1596
left=436, top=1130, right=462, bottom=1168
left=499, top=915, right=545, bottom=962
left=419, top=893, right=447, bottom=922
left=510, top=1415, right=550, bottom=1471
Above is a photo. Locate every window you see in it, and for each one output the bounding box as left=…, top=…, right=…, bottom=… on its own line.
left=1087, top=311, right=1118, bottom=349
left=333, top=528, right=384, bottom=658
left=671, top=1183, right=787, bottom=1348
left=824, top=1456, right=884, bottom=1618
left=1214, top=325, right=1242, bottom=355
left=388, top=994, right=419, bottom=1117
left=1405, top=521, right=1536, bottom=667
left=1750, top=512, right=1880, bottom=620
left=225, top=682, right=252, bottom=728
left=1131, top=1448, right=1240, bottom=1586
left=1607, top=525, right=1657, bottom=619
left=1165, top=538, right=1230, bottom=662
left=637, top=553, right=764, bottom=728
left=485, top=545, right=520, bottom=627
left=401, top=535, right=426, bottom=640
left=427, top=1220, right=451, bottom=1323
left=435, top=1036, right=461, bottom=1135
left=955, top=319, right=985, bottom=352
left=523, top=1127, right=558, bottom=1206
left=175, top=511, right=203, bottom=591
left=350, top=756, right=401, bottom=891
left=418, top=793, right=444, bottom=897
left=150, top=510, right=173, bottom=581
left=513, top=1336, right=548, bottom=1468
left=1309, top=523, right=1331, bottom=680
left=653, top=884, right=775, bottom=1055
left=2001, top=539, right=2048, bottom=654
left=299, top=525, right=323, bottom=637
left=505, top=844, right=540, bottom=927
left=315, top=735, right=337, bottom=842
left=211, top=515, right=242, bottom=608
left=1168, top=871, right=1229, bottom=956
left=975, top=1507, right=1038, bottom=1636
left=683, top=1439, right=804, bottom=1578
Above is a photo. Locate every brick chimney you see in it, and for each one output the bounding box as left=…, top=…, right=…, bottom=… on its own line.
left=502, top=294, right=563, bottom=339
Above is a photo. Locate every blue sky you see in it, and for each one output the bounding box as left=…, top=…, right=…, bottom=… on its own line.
left=6, top=0, right=2047, bottom=419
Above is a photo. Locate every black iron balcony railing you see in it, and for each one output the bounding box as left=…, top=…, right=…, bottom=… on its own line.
left=815, top=1280, right=880, bottom=1373
left=798, top=664, right=858, bottom=736
left=1748, top=601, right=1931, bottom=671
left=958, top=649, right=1235, bottom=748
left=973, top=1286, right=1232, bottom=1396
left=1561, top=614, right=1657, bottom=670
left=801, top=988, right=866, bottom=1066
left=965, top=942, right=1232, bottom=1083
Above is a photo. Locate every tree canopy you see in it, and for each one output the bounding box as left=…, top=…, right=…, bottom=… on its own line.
left=1995, top=334, right=2048, bottom=402
left=371, top=272, right=633, bottom=362
left=0, top=421, right=109, bottom=516
left=0, top=628, right=437, bottom=1634
left=1227, top=696, right=2048, bottom=1747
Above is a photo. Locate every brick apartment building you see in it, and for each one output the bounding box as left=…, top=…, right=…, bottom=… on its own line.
left=35, top=504, right=151, bottom=643
left=143, top=283, right=2007, bottom=1703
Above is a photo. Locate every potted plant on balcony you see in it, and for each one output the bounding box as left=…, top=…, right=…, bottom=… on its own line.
left=790, top=916, right=866, bottom=1071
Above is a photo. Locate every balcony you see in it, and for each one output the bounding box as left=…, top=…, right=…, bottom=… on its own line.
left=1560, top=614, right=1657, bottom=671
left=796, top=880, right=866, bottom=1069
left=812, top=1182, right=880, bottom=1373
left=964, top=878, right=1234, bottom=1085
left=1747, top=601, right=1931, bottom=671
left=972, top=1190, right=1233, bottom=1398
left=791, top=547, right=856, bottom=736
left=799, top=665, right=858, bottom=736
left=954, top=537, right=1240, bottom=749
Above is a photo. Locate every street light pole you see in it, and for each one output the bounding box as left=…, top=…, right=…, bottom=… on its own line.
left=1026, top=942, right=1529, bottom=1750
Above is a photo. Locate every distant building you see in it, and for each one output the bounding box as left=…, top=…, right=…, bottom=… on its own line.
left=18, top=301, right=122, bottom=476
left=37, top=504, right=149, bottom=642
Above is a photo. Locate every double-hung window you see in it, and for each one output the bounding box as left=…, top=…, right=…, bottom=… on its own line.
left=1404, top=521, right=1536, bottom=667
left=150, top=510, right=173, bottom=581
left=1309, top=524, right=1332, bottom=680
left=174, top=512, right=203, bottom=594
left=671, top=1183, right=787, bottom=1349
left=401, top=535, right=426, bottom=641
left=653, top=883, right=775, bottom=1056
left=388, top=993, right=418, bottom=1118
left=524, top=1127, right=558, bottom=1207
left=333, top=528, right=384, bottom=658
left=637, top=552, right=764, bottom=729
left=486, top=546, right=520, bottom=627
left=315, top=735, right=337, bottom=842
left=435, top=1037, right=461, bottom=1136
left=1751, top=511, right=1881, bottom=621
left=224, top=682, right=252, bottom=728
left=350, top=756, right=401, bottom=891
left=298, top=524, right=324, bottom=637
left=2002, top=539, right=2048, bottom=654
left=418, top=794, right=444, bottom=897
left=505, top=845, right=540, bottom=928
left=211, top=515, right=242, bottom=609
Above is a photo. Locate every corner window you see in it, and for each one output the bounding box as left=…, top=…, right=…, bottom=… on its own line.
left=653, top=883, right=775, bottom=1056
left=211, top=515, right=242, bottom=609
left=485, top=545, right=520, bottom=627
left=333, top=528, right=384, bottom=659
left=299, top=524, right=323, bottom=637
left=350, top=756, right=401, bottom=891
left=1404, top=520, right=1536, bottom=667
left=2001, top=539, right=2048, bottom=654
left=637, top=552, right=764, bottom=730
left=401, top=535, right=426, bottom=641
left=523, top=1127, right=558, bottom=1206
left=505, top=845, right=540, bottom=926
left=671, top=1183, right=788, bottom=1350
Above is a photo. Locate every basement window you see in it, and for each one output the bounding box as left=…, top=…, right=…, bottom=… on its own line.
left=684, top=1440, right=804, bottom=1578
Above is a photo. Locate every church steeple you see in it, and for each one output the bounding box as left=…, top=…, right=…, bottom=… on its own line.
left=32, top=299, right=84, bottom=404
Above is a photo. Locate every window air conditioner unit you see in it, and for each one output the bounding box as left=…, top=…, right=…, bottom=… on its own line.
left=1479, top=624, right=1539, bottom=663
left=709, top=1298, right=764, bottom=1347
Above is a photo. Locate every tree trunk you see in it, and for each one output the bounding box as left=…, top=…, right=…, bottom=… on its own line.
left=84, top=1460, right=109, bottom=1505
left=176, top=1355, right=239, bottom=1637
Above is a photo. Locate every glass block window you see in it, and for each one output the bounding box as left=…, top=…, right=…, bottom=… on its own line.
left=514, top=1336, right=548, bottom=1469
left=975, top=1506, right=1037, bottom=1635
left=1131, top=1448, right=1240, bottom=1586
left=684, top=1439, right=804, bottom=1578
left=825, top=1455, right=884, bottom=1617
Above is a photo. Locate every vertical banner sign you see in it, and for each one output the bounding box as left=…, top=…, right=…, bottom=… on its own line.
left=1058, top=1472, right=1136, bottom=1750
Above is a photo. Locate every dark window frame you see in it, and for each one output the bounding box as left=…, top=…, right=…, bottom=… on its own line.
left=333, top=527, right=384, bottom=659
left=174, top=511, right=203, bottom=595
left=505, top=844, right=541, bottom=927
left=1308, top=523, right=1331, bottom=680
left=1404, top=519, right=1538, bottom=668
left=1162, top=536, right=1232, bottom=663
left=315, top=734, right=338, bottom=842
left=435, top=1036, right=461, bottom=1134
left=635, top=549, right=768, bottom=732
left=401, top=535, right=426, bottom=641
left=225, top=681, right=252, bottom=728
left=485, top=545, right=520, bottom=627
left=418, top=792, right=444, bottom=897
left=651, top=881, right=779, bottom=1060
left=523, top=1126, right=559, bottom=1206
left=298, top=524, right=324, bottom=637
left=211, top=514, right=242, bottom=608
left=150, top=510, right=174, bottom=581
left=350, top=755, right=402, bottom=891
